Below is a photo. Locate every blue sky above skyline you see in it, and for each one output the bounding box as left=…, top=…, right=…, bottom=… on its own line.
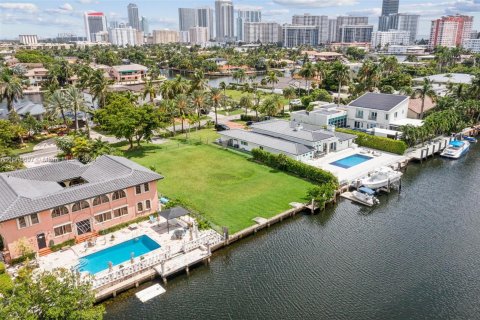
left=1, top=0, right=480, bottom=39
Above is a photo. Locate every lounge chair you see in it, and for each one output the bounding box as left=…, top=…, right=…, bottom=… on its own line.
left=149, top=215, right=156, bottom=224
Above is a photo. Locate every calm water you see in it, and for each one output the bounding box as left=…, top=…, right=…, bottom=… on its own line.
left=105, top=143, right=480, bottom=320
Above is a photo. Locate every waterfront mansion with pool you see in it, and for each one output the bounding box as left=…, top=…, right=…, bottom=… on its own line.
left=0, top=155, right=162, bottom=263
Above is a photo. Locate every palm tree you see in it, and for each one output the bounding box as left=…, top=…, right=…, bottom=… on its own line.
left=265, top=71, right=280, bottom=93
left=219, top=81, right=227, bottom=96
left=412, top=78, right=436, bottom=119
left=159, top=80, right=175, bottom=100
left=260, top=95, right=282, bottom=117
left=191, top=70, right=208, bottom=92
left=232, top=69, right=246, bottom=84
left=143, top=79, right=157, bottom=102
left=0, top=71, right=23, bottom=113
left=90, top=69, right=111, bottom=108
left=64, top=86, right=87, bottom=134
left=282, top=87, right=296, bottom=113
left=298, top=62, right=315, bottom=94
left=45, top=89, right=68, bottom=126
left=174, top=94, right=190, bottom=133
left=191, top=90, right=206, bottom=130
left=331, top=62, right=350, bottom=106
left=159, top=99, right=177, bottom=136
left=209, top=88, right=223, bottom=125
left=239, top=94, right=253, bottom=115
left=253, top=91, right=262, bottom=119
left=172, top=75, right=190, bottom=95
left=313, top=62, right=326, bottom=87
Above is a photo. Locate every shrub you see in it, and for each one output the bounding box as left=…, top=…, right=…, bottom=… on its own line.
left=0, top=273, right=13, bottom=295
left=251, top=148, right=338, bottom=186
left=49, top=239, right=75, bottom=252
left=98, top=215, right=153, bottom=235
left=0, top=262, right=5, bottom=274
left=336, top=128, right=407, bottom=155
left=10, top=252, right=35, bottom=266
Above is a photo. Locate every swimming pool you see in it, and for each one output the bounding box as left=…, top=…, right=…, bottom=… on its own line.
left=330, top=154, right=373, bottom=169
left=78, top=235, right=161, bottom=274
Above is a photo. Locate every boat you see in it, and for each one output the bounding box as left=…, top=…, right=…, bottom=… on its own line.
left=440, top=140, right=470, bottom=159
left=352, top=187, right=380, bottom=206
left=360, top=167, right=403, bottom=189
left=463, top=136, right=477, bottom=143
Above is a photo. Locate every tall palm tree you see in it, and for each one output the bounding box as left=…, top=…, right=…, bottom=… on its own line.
left=191, top=90, right=206, bottom=130
left=174, top=94, right=190, bottom=133
left=239, top=94, right=253, bottom=115
left=90, top=69, right=111, bottom=108
left=172, top=75, right=190, bottom=95
left=218, top=81, right=227, bottom=96
left=0, top=71, right=23, bottom=113
left=191, top=70, right=208, bottom=92
left=159, top=80, right=175, bottom=100
left=331, top=62, right=350, bottom=106
left=282, top=87, right=296, bottom=113
left=298, top=62, right=315, bottom=94
left=143, top=79, right=157, bottom=102
left=159, top=99, right=178, bottom=136
left=412, top=78, right=436, bottom=119
left=313, top=62, right=326, bottom=87
left=64, top=86, right=87, bottom=133
left=45, top=89, right=68, bottom=126
left=209, top=88, right=223, bottom=126
left=265, top=71, right=280, bottom=93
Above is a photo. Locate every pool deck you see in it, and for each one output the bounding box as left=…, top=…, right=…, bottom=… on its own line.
left=305, top=146, right=407, bottom=185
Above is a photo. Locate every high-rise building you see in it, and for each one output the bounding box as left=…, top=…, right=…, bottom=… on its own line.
left=127, top=3, right=140, bottom=31
left=379, top=14, right=419, bottom=43
left=243, top=22, right=282, bottom=44
left=429, top=15, right=474, bottom=48
left=141, top=16, right=149, bottom=34
left=152, top=30, right=179, bottom=44
left=84, top=12, right=108, bottom=42
left=179, top=7, right=214, bottom=40
left=292, top=14, right=328, bottom=44
left=189, top=27, right=209, bottom=45
left=109, top=27, right=137, bottom=47
left=237, top=10, right=261, bottom=41
left=282, top=25, right=320, bottom=48
left=328, top=19, right=337, bottom=43
left=371, top=30, right=410, bottom=48
left=338, top=25, right=374, bottom=43
left=110, top=20, right=119, bottom=29
left=381, top=0, right=399, bottom=16
left=19, top=35, right=38, bottom=45
left=335, top=16, right=369, bottom=42
left=215, top=0, right=235, bottom=42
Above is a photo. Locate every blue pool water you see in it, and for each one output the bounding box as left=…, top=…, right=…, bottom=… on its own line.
left=78, top=235, right=161, bottom=274
left=330, top=154, right=373, bottom=169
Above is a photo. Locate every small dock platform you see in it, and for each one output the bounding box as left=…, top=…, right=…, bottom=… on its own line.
left=340, top=192, right=374, bottom=207
left=135, top=284, right=166, bottom=303
left=154, top=248, right=210, bottom=279
left=407, top=137, right=450, bottom=161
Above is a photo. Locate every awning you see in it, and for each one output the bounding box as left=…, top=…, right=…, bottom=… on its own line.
left=159, top=206, right=189, bottom=220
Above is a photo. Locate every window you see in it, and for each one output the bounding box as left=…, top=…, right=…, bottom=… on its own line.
left=354, top=121, right=361, bottom=129
left=93, top=195, right=109, bottom=206
left=355, top=110, right=364, bottom=119
left=112, top=190, right=126, bottom=200
left=54, top=223, right=72, bottom=237
left=145, top=200, right=151, bottom=210
left=369, top=111, right=377, bottom=121
left=135, top=185, right=142, bottom=194
left=240, top=141, right=248, bottom=146
left=394, top=112, right=398, bottom=119
left=72, top=200, right=90, bottom=212
left=113, top=206, right=128, bottom=218
left=18, top=216, right=27, bottom=229
left=144, top=183, right=150, bottom=192
left=51, top=206, right=69, bottom=218
left=385, top=114, right=389, bottom=120
left=137, top=202, right=144, bottom=212
left=30, top=213, right=39, bottom=225
left=94, top=211, right=112, bottom=223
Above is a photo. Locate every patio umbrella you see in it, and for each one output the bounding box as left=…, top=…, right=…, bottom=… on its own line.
left=158, top=206, right=190, bottom=233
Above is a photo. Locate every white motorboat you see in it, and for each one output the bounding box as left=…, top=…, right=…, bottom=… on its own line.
left=361, top=167, right=403, bottom=189
left=352, top=187, right=380, bottom=206
left=440, top=140, right=470, bottom=159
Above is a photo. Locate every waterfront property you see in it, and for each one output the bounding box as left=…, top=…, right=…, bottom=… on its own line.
left=218, top=119, right=356, bottom=161
left=110, top=63, right=148, bottom=83
left=0, top=155, right=162, bottom=262
left=290, top=103, right=348, bottom=128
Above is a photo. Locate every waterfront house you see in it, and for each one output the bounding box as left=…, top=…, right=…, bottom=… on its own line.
left=109, top=64, right=148, bottom=83
left=291, top=103, right=348, bottom=128
left=346, top=93, right=409, bottom=131
left=0, top=155, right=162, bottom=262
left=219, top=119, right=356, bottom=160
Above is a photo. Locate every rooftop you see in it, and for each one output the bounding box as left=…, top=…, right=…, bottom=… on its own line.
left=413, top=73, right=473, bottom=85
left=111, top=64, right=148, bottom=72
left=0, top=155, right=163, bottom=222
left=348, top=93, right=408, bottom=111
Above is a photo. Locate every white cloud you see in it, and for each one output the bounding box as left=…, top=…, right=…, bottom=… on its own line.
left=263, top=9, right=290, bottom=16
left=0, top=3, right=38, bottom=12
left=77, top=0, right=93, bottom=3
left=272, top=0, right=357, bottom=8
left=347, top=8, right=382, bottom=17
left=59, top=3, right=74, bottom=11
left=235, top=5, right=263, bottom=11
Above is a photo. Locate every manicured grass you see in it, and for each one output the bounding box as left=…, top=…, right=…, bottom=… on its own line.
left=217, top=108, right=244, bottom=116
left=10, top=135, right=55, bottom=156
left=225, top=89, right=289, bottom=105
left=119, top=131, right=313, bottom=233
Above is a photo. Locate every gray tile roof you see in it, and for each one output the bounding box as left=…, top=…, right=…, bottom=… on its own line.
left=220, top=129, right=314, bottom=156
left=0, top=155, right=163, bottom=222
left=348, top=93, right=408, bottom=111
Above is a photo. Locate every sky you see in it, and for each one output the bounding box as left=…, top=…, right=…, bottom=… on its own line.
left=1, top=0, right=480, bottom=40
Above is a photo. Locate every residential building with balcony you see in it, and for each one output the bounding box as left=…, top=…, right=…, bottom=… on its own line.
left=110, top=63, right=148, bottom=83
left=0, top=155, right=162, bottom=262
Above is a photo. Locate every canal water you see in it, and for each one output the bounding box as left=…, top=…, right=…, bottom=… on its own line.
left=105, top=143, right=480, bottom=319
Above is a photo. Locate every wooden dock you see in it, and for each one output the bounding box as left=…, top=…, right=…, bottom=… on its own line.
left=406, top=137, right=450, bottom=161
left=154, top=248, right=211, bottom=282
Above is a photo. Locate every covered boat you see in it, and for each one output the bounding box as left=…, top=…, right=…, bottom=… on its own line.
left=440, top=140, right=470, bottom=159
left=360, top=167, right=403, bottom=189
left=352, top=187, right=379, bottom=206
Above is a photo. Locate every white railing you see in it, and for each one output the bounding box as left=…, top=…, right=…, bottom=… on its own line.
left=91, top=230, right=223, bottom=290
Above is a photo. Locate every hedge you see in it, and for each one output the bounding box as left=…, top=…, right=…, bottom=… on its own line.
left=0, top=262, right=5, bottom=274
left=98, top=215, right=154, bottom=235
left=0, top=273, right=13, bottom=295
left=49, top=239, right=75, bottom=252
left=10, top=252, right=35, bottom=265
left=336, top=128, right=407, bottom=155
left=251, top=148, right=338, bottom=186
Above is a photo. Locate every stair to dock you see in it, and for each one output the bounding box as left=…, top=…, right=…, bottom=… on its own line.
left=75, top=231, right=99, bottom=244
left=38, top=247, right=53, bottom=257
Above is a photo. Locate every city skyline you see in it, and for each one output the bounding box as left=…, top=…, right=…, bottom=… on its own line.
left=1, top=0, right=480, bottom=40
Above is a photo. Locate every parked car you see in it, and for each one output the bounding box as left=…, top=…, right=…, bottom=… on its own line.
left=215, top=124, right=230, bottom=131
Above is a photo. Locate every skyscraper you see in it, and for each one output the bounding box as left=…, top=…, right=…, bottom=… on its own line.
left=335, top=16, right=369, bottom=42
left=127, top=3, right=140, bottom=31
left=84, top=12, right=107, bottom=42
left=179, top=7, right=214, bottom=40
left=109, top=27, right=137, bottom=47
left=283, top=25, right=320, bottom=48
left=196, top=7, right=214, bottom=40
left=430, top=15, right=474, bottom=48
left=381, top=0, right=399, bottom=16
left=141, top=16, right=149, bottom=34
left=244, top=22, right=282, bottom=44
left=237, top=9, right=261, bottom=41
left=291, top=14, right=328, bottom=44
left=215, top=0, right=235, bottom=42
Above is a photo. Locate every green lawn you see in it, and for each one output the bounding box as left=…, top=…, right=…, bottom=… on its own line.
left=10, top=135, right=55, bottom=156
left=119, top=131, right=313, bottom=233
left=224, top=89, right=289, bottom=105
